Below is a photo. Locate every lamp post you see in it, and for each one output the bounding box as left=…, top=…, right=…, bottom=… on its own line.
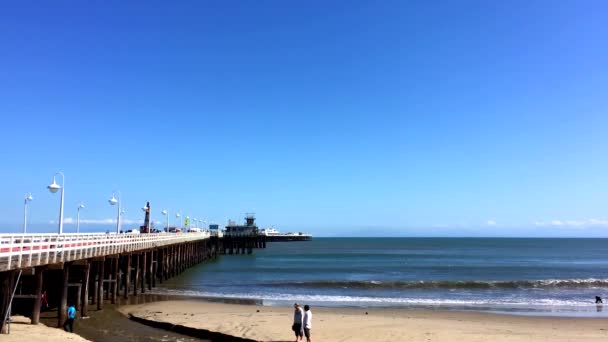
left=47, top=172, right=65, bottom=235
left=109, top=191, right=121, bottom=234
left=77, top=203, right=85, bottom=234
left=176, top=211, right=182, bottom=228
left=162, top=209, right=169, bottom=231
left=23, top=193, right=33, bottom=234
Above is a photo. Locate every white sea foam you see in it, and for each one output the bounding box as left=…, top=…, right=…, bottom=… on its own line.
left=150, top=288, right=599, bottom=308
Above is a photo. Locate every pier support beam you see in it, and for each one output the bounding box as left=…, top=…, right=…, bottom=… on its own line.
left=81, top=262, right=90, bottom=317
left=58, top=263, right=70, bottom=328
left=124, top=254, right=131, bottom=299
left=97, top=258, right=105, bottom=310
left=0, top=270, right=16, bottom=334
left=133, top=254, right=139, bottom=296
left=31, top=266, right=44, bottom=324
left=91, top=262, right=97, bottom=306
left=148, top=251, right=153, bottom=290
left=143, top=252, right=148, bottom=293
left=157, top=249, right=163, bottom=284
left=111, top=257, right=119, bottom=304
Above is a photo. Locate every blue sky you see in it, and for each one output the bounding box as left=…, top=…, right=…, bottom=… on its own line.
left=1, top=1, right=607, bottom=236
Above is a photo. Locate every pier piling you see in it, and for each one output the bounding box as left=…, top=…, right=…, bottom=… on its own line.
left=31, top=266, right=44, bottom=324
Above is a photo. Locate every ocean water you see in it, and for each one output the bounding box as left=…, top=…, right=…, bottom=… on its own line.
left=155, top=238, right=608, bottom=316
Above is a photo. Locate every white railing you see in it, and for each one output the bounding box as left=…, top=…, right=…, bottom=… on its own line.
left=0, top=231, right=211, bottom=271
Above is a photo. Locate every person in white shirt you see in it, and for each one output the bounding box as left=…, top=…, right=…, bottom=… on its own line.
left=303, top=304, right=312, bottom=342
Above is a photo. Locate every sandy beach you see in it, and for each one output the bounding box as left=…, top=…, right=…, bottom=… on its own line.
left=2, top=315, right=91, bottom=342
left=120, top=300, right=608, bottom=342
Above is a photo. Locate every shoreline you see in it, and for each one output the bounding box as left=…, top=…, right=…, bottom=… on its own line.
left=145, top=290, right=608, bottom=318
left=119, top=298, right=608, bottom=342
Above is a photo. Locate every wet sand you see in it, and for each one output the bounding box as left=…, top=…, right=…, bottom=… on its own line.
left=36, top=295, right=210, bottom=342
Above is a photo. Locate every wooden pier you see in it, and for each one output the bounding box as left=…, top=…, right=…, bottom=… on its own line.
left=0, top=231, right=265, bottom=334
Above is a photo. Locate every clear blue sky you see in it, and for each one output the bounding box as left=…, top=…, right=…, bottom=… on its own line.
left=1, top=1, right=607, bottom=236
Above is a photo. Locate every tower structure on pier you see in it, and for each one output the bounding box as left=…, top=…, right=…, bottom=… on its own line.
left=225, top=213, right=259, bottom=235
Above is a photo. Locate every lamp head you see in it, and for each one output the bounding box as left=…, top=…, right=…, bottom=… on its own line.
left=161, top=210, right=167, bottom=216
left=47, top=177, right=60, bottom=193
left=109, top=195, right=118, bottom=206
left=79, top=203, right=85, bottom=209
left=25, top=193, right=33, bottom=202
left=176, top=213, right=181, bottom=218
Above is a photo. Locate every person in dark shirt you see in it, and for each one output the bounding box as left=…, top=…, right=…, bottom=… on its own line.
left=292, top=303, right=304, bottom=342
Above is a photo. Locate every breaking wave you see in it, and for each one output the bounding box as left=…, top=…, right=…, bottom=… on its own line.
left=262, top=279, right=608, bottom=290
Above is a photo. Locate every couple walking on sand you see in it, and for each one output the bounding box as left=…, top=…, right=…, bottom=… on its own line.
left=292, top=303, right=312, bottom=342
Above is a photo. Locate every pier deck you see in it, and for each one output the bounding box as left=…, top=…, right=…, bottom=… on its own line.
left=0, top=232, right=211, bottom=272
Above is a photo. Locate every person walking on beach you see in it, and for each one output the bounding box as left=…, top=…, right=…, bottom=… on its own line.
left=292, top=303, right=304, bottom=342
left=63, top=303, right=76, bottom=333
left=303, top=305, right=312, bottom=342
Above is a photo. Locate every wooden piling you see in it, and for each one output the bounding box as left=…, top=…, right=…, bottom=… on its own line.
left=81, top=262, right=90, bottom=317
left=111, top=257, right=119, bottom=304
left=58, top=263, right=70, bottom=328
left=0, top=271, right=16, bottom=334
left=149, top=250, right=154, bottom=290
left=141, top=252, right=147, bottom=294
left=91, top=262, right=97, bottom=306
left=96, top=258, right=104, bottom=310
left=124, top=254, right=131, bottom=299
left=133, top=254, right=139, bottom=296
left=31, top=266, right=44, bottom=324
left=158, top=249, right=163, bottom=284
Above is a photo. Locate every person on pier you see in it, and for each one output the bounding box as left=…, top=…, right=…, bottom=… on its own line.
left=292, top=303, right=304, bottom=342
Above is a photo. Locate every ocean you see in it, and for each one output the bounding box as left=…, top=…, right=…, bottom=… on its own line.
left=154, top=238, right=608, bottom=317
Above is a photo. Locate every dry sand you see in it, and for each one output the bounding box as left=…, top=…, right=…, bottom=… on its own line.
left=2, top=315, right=91, bottom=342
left=120, top=300, right=608, bottom=342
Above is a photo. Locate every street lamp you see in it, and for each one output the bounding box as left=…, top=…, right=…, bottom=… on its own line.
left=47, top=172, right=65, bottom=235
left=161, top=209, right=169, bottom=231
left=193, top=218, right=198, bottom=229
left=176, top=211, right=182, bottom=228
left=77, top=203, right=85, bottom=234
left=23, top=193, right=33, bottom=234
left=109, top=191, right=121, bottom=234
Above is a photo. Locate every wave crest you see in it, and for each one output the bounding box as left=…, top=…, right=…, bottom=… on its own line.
left=266, top=279, right=608, bottom=290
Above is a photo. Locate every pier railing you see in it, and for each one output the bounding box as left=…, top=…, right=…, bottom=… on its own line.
left=0, top=232, right=211, bottom=271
